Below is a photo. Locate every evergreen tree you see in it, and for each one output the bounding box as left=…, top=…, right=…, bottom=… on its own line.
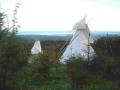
left=0, top=11, right=28, bottom=90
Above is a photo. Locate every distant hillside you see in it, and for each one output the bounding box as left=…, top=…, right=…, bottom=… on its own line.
left=17, top=31, right=120, bottom=42
left=17, top=35, right=72, bottom=42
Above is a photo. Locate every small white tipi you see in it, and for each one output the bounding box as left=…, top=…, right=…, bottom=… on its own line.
left=60, top=16, right=95, bottom=63
left=31, top=40, right=43, bottom=54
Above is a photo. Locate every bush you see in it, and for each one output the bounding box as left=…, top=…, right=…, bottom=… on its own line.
left=28, top=54, right=53, bottom=83
left=82, top=82, right=120, bottom=90
left=91, top=55, right=120, bottom=81
left=66, top=54, right=120, bottom=89
left=66, top=57, right=90, bottom=89
left=0, top=37, right=28, bottom=90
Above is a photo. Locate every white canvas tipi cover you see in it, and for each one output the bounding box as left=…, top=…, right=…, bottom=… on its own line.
left=31, top=40, right=42, bottom=54
left=60, top=17, right=95, bottom=63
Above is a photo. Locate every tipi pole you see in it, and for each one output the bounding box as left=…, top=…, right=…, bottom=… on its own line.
left=87, top=32, right=90, bottom=62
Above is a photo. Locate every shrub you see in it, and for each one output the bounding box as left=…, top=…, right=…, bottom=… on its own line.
left=91, top=55, right=120, bottom=81
left=29, top=54, right=53, bottom=83
left=66, top=57, right=90, bottom=89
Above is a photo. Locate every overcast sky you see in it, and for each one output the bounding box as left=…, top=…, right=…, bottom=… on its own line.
left=1, top=0, right=120, bottom=31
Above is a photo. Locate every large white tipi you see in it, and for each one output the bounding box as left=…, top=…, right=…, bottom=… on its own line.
left=31, top=40, right=43, bottom=54
left=60, top=17, right=95, bottom=63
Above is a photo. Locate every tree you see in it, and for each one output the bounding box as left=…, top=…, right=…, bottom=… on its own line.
left=0, top=12, right=9, bottom=41
left=0, top=11, right=28, bottom=90
left=93, top=36, right=120, bottom=57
